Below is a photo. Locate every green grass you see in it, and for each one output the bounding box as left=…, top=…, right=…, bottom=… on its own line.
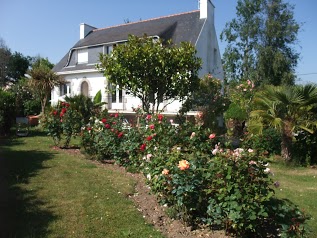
left=0, top=129, right=164, bottom=238
left=271, top=160, right=317, bottom=237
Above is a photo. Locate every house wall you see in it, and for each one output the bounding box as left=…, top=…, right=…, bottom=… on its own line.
left=51, top=71, right=106, bottom=105
left=196, top=0, right=224, bottom=80
left=51, top=71, right=185, bottom=113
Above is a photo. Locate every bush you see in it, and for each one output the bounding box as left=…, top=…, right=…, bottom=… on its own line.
left=292, top=131, right=317, bottom=165
left=79, top=112, right=308, bottom=237
left=81, top=113, right=129, bottom=160
left=242, top=127, right=281, bottom=156
left=0, top=89, right=16, bottom=135
left=42, top=101, right=82, bottom=147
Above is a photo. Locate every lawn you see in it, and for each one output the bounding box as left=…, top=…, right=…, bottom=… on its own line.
left=271, top=160, right=317, bottom=237
left=0, top=129, right=164, bottom=238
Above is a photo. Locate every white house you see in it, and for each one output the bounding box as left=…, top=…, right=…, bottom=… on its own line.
left=52, top=0, right=224, bottom=116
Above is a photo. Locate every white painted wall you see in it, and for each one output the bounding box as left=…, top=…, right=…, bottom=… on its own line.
left=196, top=0, right=224, bottom=80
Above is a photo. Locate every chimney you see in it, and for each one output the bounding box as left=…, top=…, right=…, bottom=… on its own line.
left=199, top=0, right=214, bottom=20
left=80, top=23, right=96, bottom=39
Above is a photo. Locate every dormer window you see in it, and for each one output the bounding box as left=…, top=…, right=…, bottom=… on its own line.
left=78, top=49, right=88, bottom=64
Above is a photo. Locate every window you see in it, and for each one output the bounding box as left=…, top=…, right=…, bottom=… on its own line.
left=88, top=46, right=103, bottom=64
left=78, top=49, right=88, bottom=64
left=111, top=84, right=123, bottom=103
left=60, top=83, right=71, bottom=96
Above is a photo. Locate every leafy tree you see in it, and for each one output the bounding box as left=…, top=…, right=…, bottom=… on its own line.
left=98, top=34, right=201, bottom=113
left=28, top=57, right=64, bottom=115
left=181, top=74, right=228, bottom=131
left=7, top=52, right=31, bottom=82
left=221, top=0, right=300, bottom=86
left=0, top=38, right=11, bottom=86
left=250, top=84, right=317, bottom=160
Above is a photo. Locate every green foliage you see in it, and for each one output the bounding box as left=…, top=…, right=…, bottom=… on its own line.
left=10, top=78, right=41, bottom=116
left=98, top=34, right=202, bottom=113
left=28, top=57, right=63, bottom=115
left=221, top=0, right=300, bottom=86
left=81, top=113, right=127, bottom=160
left=224, top=103, right=247, bottom=122
left=0, top=89, right=15, bottom=135
left=65, top=94, right=95, bottom=124
left=42, top=101, right=82, bottom=147
left=181, top=74, right=228, bottom=131
left=250, top=84, right=317, bottom=161
left=242, top=127, right=281, bottom=155
left=7, top=51, right=30, bottom=81
left=292, top=131, right=317, bottom=165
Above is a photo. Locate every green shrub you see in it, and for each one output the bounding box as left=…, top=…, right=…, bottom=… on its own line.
left=292, top=131, right=317, bottom=165
left=242, top=127, right=281, bottom=155
left=81, top=113, right=128, bottom=160
left=0, top=89, right=15, bottom=135
left=43, top=101, right=82, bottom=147
left=80, top=112, right=309, bottom=237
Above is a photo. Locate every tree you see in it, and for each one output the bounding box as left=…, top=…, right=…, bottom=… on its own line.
left=0, top=38, right=11, bottom=86
left=98, top=34, right=202, bottom=113
left=221, top=0, right=300, bottom=86
left=181, top=74, right=228, bottom=131
left=250, top=84, right=317, bottom=160
left=28, top=57, right=63, bottom=115
left=7, top=51, right=31, bottom=82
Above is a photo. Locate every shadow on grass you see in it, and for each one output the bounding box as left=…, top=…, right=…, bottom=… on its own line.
left=0, top=141, right=59, bottom=238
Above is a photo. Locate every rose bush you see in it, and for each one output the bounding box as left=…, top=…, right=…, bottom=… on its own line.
left=79, top=110, right=308, bottom=237
left=43, top=101, right=85, bottom=147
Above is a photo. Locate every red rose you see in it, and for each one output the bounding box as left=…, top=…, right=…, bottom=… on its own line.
left=61, top=108, right=67, bottom=113
left=105, top=124, right=111, bottom=129
left=114, top=113, right=119, bottom=118
left=118, top=132, right=124, bottom=138
left=146, top=136, right=153, bottom=141
left=101, top=118, right=107, bottom=123
left=157, top=114, right=163, bottom=121
left=146, top=114, right=152, bottom=120
left=140, top=143, right=146, bottom=151
left=149, top=124, right=155, bottom=130
left=60, top=112, right=64, bottom=117
left=53, top=110, right=58, bottom=116
left=87, top=127, right=92, bottom=131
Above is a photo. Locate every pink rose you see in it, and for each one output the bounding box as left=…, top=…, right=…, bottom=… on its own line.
left=209, top=133, right=216, bottom=139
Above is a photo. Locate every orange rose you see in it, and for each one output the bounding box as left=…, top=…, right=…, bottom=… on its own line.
left=162, top=168, right=169, bottom=175
left=178, top=160, right=190, bottom=171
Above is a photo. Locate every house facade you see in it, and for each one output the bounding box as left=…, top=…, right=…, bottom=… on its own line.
left=52, top=0, right=224, bottom=116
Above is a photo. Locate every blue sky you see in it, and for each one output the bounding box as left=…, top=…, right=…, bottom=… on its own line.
left=1, top=0, right=316, bottom=84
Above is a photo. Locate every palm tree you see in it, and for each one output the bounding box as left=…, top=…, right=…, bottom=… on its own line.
left=28, top=58, right=63, bottom=115
left=250, top=84, right=317, bottom=160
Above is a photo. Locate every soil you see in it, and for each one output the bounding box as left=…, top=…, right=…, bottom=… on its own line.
left=96, top=160, right=229, bottom=238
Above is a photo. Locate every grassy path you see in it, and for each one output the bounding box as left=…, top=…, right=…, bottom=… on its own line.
left=0, top=131, right=164, bottom=238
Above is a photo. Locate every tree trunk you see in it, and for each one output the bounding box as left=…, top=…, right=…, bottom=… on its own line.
left=281, top=127, right=293, bottom=161
left=41, top=96, right=47, bottom=116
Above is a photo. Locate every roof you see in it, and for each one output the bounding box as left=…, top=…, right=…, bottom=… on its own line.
left=54, top=10, right=205, bottom=73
